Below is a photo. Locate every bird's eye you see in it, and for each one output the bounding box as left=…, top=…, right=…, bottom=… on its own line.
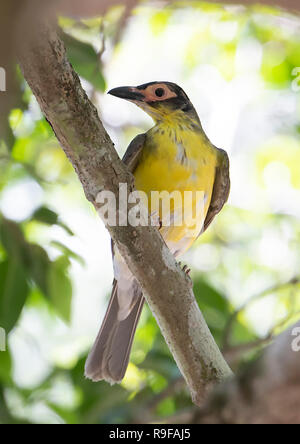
left=155, top=88, right=165, bottom=98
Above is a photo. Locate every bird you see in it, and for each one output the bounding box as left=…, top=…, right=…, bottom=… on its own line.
left=85, top=81, right=230, bottom=384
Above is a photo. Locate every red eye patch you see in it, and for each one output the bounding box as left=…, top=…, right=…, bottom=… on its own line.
left=143, top=84, right=177, bottom=102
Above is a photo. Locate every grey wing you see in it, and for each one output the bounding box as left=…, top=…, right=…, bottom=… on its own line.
left=203, top=148, right=230, bottom=233
left=122, top=133, right=147, bottom=173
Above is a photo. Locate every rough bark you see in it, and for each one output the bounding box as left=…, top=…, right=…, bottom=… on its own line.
left=197, top=322, right=300, bottom=424
left=18, top=21, right=232, bottom=406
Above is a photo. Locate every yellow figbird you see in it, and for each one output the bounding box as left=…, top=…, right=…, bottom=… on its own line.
left=85, top=81, right=230, bottom=383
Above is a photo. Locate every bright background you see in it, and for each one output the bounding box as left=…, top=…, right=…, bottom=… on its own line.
left=0, top=1, right=300, bottom=423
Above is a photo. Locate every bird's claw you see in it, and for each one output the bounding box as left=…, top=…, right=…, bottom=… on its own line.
left=178, top=262, right=191, bottom=274
left=177, top=262, right=193, bottom=288
left=182, top=264, right=191, bottom=275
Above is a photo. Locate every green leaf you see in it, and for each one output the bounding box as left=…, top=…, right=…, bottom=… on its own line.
left=0, top=67, right=26, bottom=151
left=28, top=244, right=51, bottom=298
left=193, top=278, right=257, bottom=347
left=0, top=120, right=15, bottom=151
left=51, top=241, right=85, bottom=266
left=0, top=349, right=12, bottom=385
left=156, top=397, right=175, bottom=417
left=193, top=278, right=229, bottom=313
left=47, top=256, right=72, bottom=323
left=32, top=207, right=59, bottom=225
left=0, top=259, right=29, bottom=332
left=0, top=218, right=29, bottom=265
left=193, top=278, right=232, bottom=344
left=140, top=348, right=179, bottom=379
left=0, top=218, right=52, bottom=298
left=57, top=222, right=74, bottom=237
left=32, top=207, right=74, bottom=236
left=62, top=32, right=106, bottom=92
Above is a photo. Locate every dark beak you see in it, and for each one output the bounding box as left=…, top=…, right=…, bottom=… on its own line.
left=108, top=86, right=145, bottom=102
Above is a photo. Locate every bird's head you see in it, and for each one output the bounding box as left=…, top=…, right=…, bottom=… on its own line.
left=108, top=81, right=199, bottom=124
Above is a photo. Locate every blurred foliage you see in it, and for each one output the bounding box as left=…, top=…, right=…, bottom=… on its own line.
left=0, top=1, right=300, bottom=424
left=61, top=32, right=106, bottom=92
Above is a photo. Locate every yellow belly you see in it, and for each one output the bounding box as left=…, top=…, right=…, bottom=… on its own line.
left=133, top=125, right=217, bottom=256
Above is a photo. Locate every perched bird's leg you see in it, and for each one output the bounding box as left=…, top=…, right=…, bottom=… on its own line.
left=177, top=262, right=193, bottom=288
left=182, top=264, right=191, bottom=275
left=150, top=211, right=161, bottom=229
left=177, top=261, right=191, bottom=274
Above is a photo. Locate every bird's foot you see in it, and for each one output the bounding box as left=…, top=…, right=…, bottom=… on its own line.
left=150, top=212, right=162, bottom=230
left=177, top=262, right=193, bottom=288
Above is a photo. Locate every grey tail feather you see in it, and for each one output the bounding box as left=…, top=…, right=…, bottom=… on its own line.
left=84, top=281, right=144, bottom=384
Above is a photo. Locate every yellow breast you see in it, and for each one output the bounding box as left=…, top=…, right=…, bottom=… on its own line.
left=134, top=121, right=218, bottom=255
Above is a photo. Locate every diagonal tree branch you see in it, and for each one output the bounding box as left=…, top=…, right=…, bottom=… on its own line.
left=18, top=20, right=232, bottom=406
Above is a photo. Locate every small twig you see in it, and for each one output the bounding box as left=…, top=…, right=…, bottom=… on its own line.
left=223, top=308, right=300, bottom=364
left=111, top=3, right=137, bottom=48
left=98, top=20, right=106, bottom=63
left=224, top=337, right=273, bottom=362
left=222, top=277, right=300, bottom=350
